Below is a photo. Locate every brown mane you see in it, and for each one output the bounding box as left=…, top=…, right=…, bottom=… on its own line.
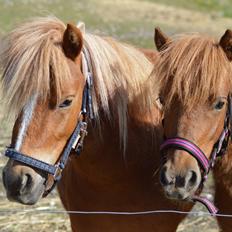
left=151, top=34, right=232, bottom=110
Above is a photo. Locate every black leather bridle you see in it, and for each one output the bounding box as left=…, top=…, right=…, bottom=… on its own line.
left=5, top=52, right=94, bottom=197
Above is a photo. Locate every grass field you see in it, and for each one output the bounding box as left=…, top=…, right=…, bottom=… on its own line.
left=1, top=0, right=232, bottom=231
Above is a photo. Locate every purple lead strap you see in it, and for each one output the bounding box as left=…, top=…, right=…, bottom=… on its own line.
left=192, top=196, right=218, bottom=215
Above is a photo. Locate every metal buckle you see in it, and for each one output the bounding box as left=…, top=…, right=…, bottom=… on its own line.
left=71, top=122, right=88, bottom=154
left=53, top=164, right=62, bottom=181
left=75, top=122, right=88, bottom=153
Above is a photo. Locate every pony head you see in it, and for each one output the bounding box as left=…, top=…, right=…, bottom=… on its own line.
left=1, top=17, right=154, bottom=205
left=1, top=18, right=86, bottom=204
left=153, top=28, right=232, bottom=201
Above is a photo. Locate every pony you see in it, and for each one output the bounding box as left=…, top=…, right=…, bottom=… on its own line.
left=152, top=28, right=232, bottom=230
left=0, top=17, right=193, bottom=231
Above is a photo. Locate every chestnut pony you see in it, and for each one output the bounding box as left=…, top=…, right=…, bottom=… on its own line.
left=153, top=28, right=232, bottom=230
left=0, top=17, right=193, bottom=231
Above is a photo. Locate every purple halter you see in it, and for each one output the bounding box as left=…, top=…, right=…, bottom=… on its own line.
left=160, top=96, right=232, bottom=215
left=160, top=130, right=229, bottom=180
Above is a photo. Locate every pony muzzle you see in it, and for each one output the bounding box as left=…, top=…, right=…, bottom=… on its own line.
left=160, top=137, right=220, bottom=215
left=159, top=138, right=205, bottom=199
left=2, top=160, right=46, bottom=205
left=159, top=162, right=201, bottom=201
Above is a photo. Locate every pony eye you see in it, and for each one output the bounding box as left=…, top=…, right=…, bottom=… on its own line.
left=159, top=96, right=164, bottom=105
left=214, top=101, right=225, bottom=110
left=59, top=99, right=73, bottom=108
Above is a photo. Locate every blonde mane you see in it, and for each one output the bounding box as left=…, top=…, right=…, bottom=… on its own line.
left=151, top=34, right=232, bottom=110
left=0, top=17, right=70, bottom=113
left=0, top=17, right=156, bottom=149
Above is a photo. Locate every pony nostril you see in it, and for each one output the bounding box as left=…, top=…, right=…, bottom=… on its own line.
left=20, top=174, right=33, bottom=194
left=160, top=167, right=171, bottom=186
left=188, top=170, right=197, bottom=186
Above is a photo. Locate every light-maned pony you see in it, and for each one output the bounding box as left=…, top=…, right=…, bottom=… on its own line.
left=153, top=28, right=232, bottom=231
left=1, top=17, right=192, bottom=231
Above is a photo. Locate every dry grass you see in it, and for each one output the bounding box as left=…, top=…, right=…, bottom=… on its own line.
left=0, top=106, right=71, bottom=232
left=0, top=188, right=71, bottom=232
left=1, top=0, right=231, bottom=231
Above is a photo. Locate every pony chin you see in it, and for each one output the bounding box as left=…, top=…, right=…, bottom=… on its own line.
left=7, top=184, right=45, bottom=205
left=163, top=185, right=199, bottom=201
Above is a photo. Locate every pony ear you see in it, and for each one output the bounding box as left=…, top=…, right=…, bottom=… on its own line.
left=219, top=29, right=232, bottom=61
left=154, top=27, right=170, bottom=52
left=63, top=23, right=83, bottom=61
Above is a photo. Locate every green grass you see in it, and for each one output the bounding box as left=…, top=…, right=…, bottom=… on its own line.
left=0, top=0, right=100, bottom=32
left=1, top=0, right=232, bottom=49
left=145, top=0, right=232, bottom=18
left=0, top=0, right=156, bottom=47
left=0, top=0, right=230, bottom=46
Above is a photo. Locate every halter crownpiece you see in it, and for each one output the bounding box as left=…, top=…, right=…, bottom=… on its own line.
left=160, top=95, right=232, bottom=215
left=5, top=46, right=94, bottom=197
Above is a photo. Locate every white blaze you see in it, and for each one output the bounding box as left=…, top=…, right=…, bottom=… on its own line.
left=15, top=96, right=37, bottom=151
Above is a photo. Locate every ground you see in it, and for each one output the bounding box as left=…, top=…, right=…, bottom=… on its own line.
left=1, top=0, right=232, bottom=231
